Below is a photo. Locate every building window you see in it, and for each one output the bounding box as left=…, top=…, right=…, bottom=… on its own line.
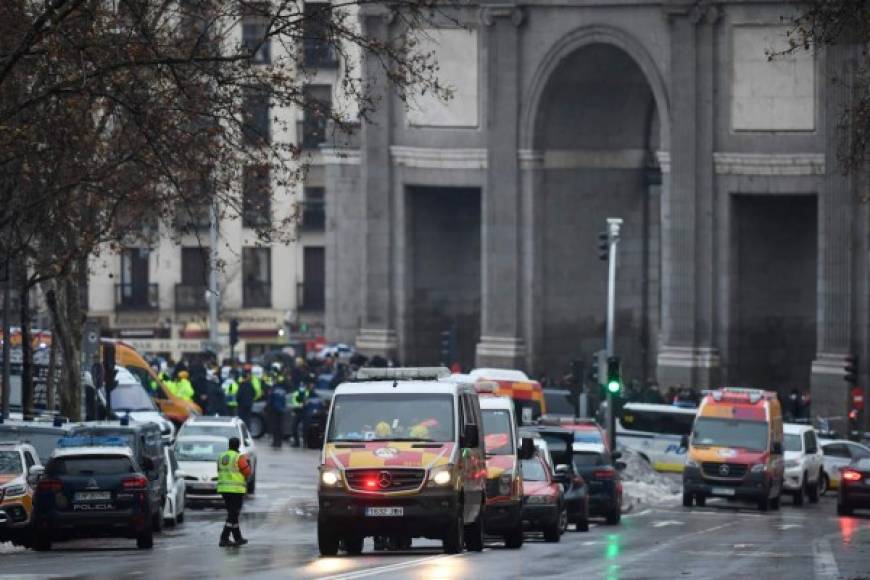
left=301, top=85, right=331, bottom=149
left=299, top=246, right=325, bottom=311
left=242, top=18, right=271, bottom=64
left=242, top=247, right=271, bottom=308
left=243, top=86, right=270, bottom=145
left=301, top=187, right=325, bottom=231
left=116, top=248, right=157, bottom=311
left=174, top=176, right=212, bottom=231
left=243, top=165, right=271, bottom=228
left=176, top=247, right=209, bottom=311
left=303, top=3, right=338, bottom=68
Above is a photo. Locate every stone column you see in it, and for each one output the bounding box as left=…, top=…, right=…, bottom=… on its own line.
left=475, top=2, right=527, bottom=369
left=811, top=41, right=856, bottom=432
left=657, top=4, right=720, bottom=389
left=355, top=7, right=397, bottom=357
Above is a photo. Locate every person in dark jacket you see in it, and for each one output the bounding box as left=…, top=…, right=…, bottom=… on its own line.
left=237, top=370, right=256, bottom=428
left=269, top=382, right=288, bottom=449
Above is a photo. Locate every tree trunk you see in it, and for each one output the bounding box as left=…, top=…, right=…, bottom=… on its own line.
left=44, top=276, right=83, bottom=421
left=19, top=263, right=33, bottom=419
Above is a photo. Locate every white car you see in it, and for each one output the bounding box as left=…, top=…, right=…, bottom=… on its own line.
left=109, top=366, right=176, bottom=443
left=175, top=435, right=256, bottom=503
left=177, top=416, right=257, bottom=490
left=821, top=439, right=870, bottom=494
left=783, top=423, right=824, bottom=505
left=162, top=445, right=185, bottom=526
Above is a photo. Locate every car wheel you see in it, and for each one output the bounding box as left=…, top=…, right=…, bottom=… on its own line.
left=137, top=526, right=154, bottom=550
left=318, top=523, right=339, bottom=556
left=33, top=535, right=52, bottom=552
left=808, top=475, right=820, bottom=504
left=576, top=517, right=590, bottom=533
left=558, top=507, right=569, bottom=534
left=543, top=518, right=561, bottom=543
left=695, top=495, right=706, bottom=508
left=164, top=515, right=176, bottom=528
left=464, top=511, right=485, bottom=552
left=443, top=511, right=465, bottom=554
left=793, top=486, right=804, bottom=507
left=249, top=415, right=265, bottom=439
left=606, top=507, right=622, bottom=525
left=820, top=472, right=830, bottom=496
left=837, top=502, right=853, bottom=516
left=503, top=526, right=523, bottom=549
left=343, top=536, right=364, bottom=555
left=682, top=491, right=693, bottom=507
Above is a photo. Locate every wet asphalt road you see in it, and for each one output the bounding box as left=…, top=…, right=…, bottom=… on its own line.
left=2, top=446, right=870, bottom=580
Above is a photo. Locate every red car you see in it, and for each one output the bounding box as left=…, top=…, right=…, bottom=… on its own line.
left=520, top=455, right=566, bottom=542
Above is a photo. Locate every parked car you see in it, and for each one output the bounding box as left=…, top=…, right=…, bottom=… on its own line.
left=520, top=454, right=566, bottom=542
left=572, top=442, right=624, bottom=524
left=175, top=433, right=256, bottom=503
left=783, top=423, right=824, bottom=506
left=837, top=457, right=870, bottom=515
left=821, top=440, right=870, bottom=494
left=0, top=441, right=42, bottom=544
left=162, top=445, right=185, bottom=527
left=525, top=425, right=589, bottom=531
left=30, top=441, right=160, bottom=550
left=177, top=416, right=257, bottom=491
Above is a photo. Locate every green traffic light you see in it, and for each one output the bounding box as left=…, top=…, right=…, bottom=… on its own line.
left=607, top=380, right=620, bottom=394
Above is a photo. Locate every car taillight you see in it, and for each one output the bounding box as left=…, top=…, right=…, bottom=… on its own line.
left=122, top=476, right=149, bottom=490
left=842, top=470, right=862, bottom=483
left=36, top=479, right=63, bottom=492
left=594, top=468, right=615, bottom=479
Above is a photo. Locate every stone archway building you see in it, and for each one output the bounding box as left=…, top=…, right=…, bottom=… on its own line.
left=324, top=1, right=867, bottom=431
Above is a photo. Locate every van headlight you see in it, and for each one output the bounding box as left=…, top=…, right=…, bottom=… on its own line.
left=2, top=484, right=26, bottom=497
left=320, top=468, right=341, bottom=487
left=750, top=463, right=767, bottom=473
left=428, top=465, right=452, bottom=487
left=685, top=459, right=699, bottom=469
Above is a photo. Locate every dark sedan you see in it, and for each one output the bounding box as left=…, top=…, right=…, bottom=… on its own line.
left=838, top=458, right=870, bottom=515
left=572, top=442, right=624, bottom=524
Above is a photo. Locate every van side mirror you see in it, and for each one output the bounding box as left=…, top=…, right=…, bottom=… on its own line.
left=27, top=466, right=45, bottom=486
left=680, top=435, right=689, bottom=449
left=462, top=424, right=479, bottom=449
left=772, top=441, right=783, bottom=455
left=519, top=437, right=535, bottom=460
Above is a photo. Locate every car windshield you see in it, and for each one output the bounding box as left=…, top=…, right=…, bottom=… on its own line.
left=692, top=417, right=768, bottom=452
left=543, top=391, right=574, bottom=415
left=0, top=451, right=23, bottom=475
left=176, top=439, right=227, bottom=462
left=180, top=425, right=238, bottom=439
left=521, top=458, right=547, bottom=482
left=48, top=456, right=134, bottom=476
left=573, top=452, right=606, bottom=468
left=327, top=394, right=455, bottom=443
left=482, top=410, right=515, bottom=455
left=110, top=384, right=157, bottom=411
left=784, top=434, right=802, bottom=452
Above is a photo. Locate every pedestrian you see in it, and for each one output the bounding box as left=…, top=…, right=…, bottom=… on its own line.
left=289, top=382, right=307, bottom=447
left=237, top=370, right=255, bottom=428
left=217, top=436, right=252, bottom=547
left=175, top=370, right=195, bottom=402
left=206, top=366, right=226, bottom=416
left=223, top=370, right=240, bottom=416
left=269, top=380, right=288, bottom=449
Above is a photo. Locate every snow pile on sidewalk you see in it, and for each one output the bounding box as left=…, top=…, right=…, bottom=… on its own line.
left=619, top=449, right=682, bottom=510
left=0, top=542, right=26, bottom=554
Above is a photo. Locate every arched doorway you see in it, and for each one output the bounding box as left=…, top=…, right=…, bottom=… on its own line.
left=533, top=42, right=662, bottom=385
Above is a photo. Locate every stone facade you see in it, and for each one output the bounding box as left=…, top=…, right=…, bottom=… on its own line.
left=325, top=1, right=869, bottom=432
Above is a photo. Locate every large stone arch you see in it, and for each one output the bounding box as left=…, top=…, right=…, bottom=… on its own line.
left=523, top=26, right=668, bottom=385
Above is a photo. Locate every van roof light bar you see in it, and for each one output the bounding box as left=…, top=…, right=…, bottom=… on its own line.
left=353, top=367, right=451, bottom=381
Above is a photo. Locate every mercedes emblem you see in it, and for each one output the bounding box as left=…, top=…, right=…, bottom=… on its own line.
left=719, top=464, right=730, bottom=476
left=378, top=471, right=393, bottom=489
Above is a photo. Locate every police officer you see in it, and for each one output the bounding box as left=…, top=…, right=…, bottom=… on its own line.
left=175, top=370, right=195, bottom=402
left=223, top=370, right=240, bottom=416
left=289, top=382, right=307, bottom=447
left=217, top=437, right=252, bottom=547
left=237, top=369, right=255, bottom=428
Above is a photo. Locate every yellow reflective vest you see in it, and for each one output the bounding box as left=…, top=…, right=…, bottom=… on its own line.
left=216, top=450, right=246, bottom=494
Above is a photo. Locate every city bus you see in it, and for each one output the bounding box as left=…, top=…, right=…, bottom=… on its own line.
left=616, top=403, right=697, bottom=472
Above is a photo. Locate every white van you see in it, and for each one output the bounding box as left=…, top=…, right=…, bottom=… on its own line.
left=616, top=403, right=696, bottom=472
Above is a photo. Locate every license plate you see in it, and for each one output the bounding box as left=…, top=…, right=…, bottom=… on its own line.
left=711, top=487, right=736, bottom=497
left=365, top=507, right=403, bottom=517
left=74, top=491, right=111, bottom=501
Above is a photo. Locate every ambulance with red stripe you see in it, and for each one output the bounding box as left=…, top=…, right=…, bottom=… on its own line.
left=469, top=368, right=546, bottom=425
left=682, top=388, right=784, bottom=511
left=317, top=367, right=487, bottom=556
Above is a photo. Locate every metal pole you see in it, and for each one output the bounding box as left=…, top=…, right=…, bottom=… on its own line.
left=604, top=217, right=623, bottom=450
left=208, top=197, right=220, bottom=358
left=1, top=257, right=10, bottom=420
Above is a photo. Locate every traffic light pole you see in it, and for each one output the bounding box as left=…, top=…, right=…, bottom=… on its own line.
left=208, top=197, right=220, bottom=359
left=605, top=218, right=622, bottom=451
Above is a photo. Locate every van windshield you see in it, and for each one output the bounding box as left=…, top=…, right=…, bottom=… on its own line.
left=482, top=410, right=515, bottom=455
left=692, top=417, right=768, bottom=452
left=327, top=394, right=455, bottom=443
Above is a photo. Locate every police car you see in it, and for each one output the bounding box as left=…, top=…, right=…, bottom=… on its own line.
left=30, top=436, right=161, bottom=550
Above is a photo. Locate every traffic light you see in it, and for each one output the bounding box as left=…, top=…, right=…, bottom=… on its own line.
left=597, top=231, right=610, bottom=261
left=588, top=350, right=606, bottom=386
left=844, top=355, right=858, bottom=385
left=229, top=319, right=240, bottom=348
left=606, top=356, right=621, bottom=395
left=439, top=330, right=455, bottom=365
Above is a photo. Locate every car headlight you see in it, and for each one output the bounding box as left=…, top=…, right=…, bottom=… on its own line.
left=685, top=458, right=699, bottom=468
left=784, top=459, right=799, bottom=470
left=320, top=468, right=341, bottom=487
left=525, top=494, right=556, bottom=505
left=2, top=484, right=26, bottom=497
left=428, top=465, right=452, bottom=487
left=499, top=473, right=513, bottom=496
left=750, top=463, right=767, bottom=473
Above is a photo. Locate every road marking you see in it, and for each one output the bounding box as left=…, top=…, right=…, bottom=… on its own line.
left=652, top=520, right=684, bottom=528
left=812, top=538, right=839, bottom=580
left=778, top=524, right=802, bottom=530
left=623, top=509, right=651, bottom=518
left=317, top=553, right=464, bottom=580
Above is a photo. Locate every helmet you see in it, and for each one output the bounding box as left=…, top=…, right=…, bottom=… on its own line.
left=409, top=424, right=430, bottom=439
left=178, top=370, right=189, bottom=379
left=271, top=362, right=282, bottom=372
left=375, top=422, right=392, bottom=438
left=295, top=357, right=305, bottom=368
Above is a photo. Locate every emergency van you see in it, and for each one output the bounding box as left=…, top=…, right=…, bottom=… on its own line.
left=468, top=369, right=546, bottom=425
left=317, top=367, right=487, bottom=556
left=682, top=388, right=784, bottom=511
